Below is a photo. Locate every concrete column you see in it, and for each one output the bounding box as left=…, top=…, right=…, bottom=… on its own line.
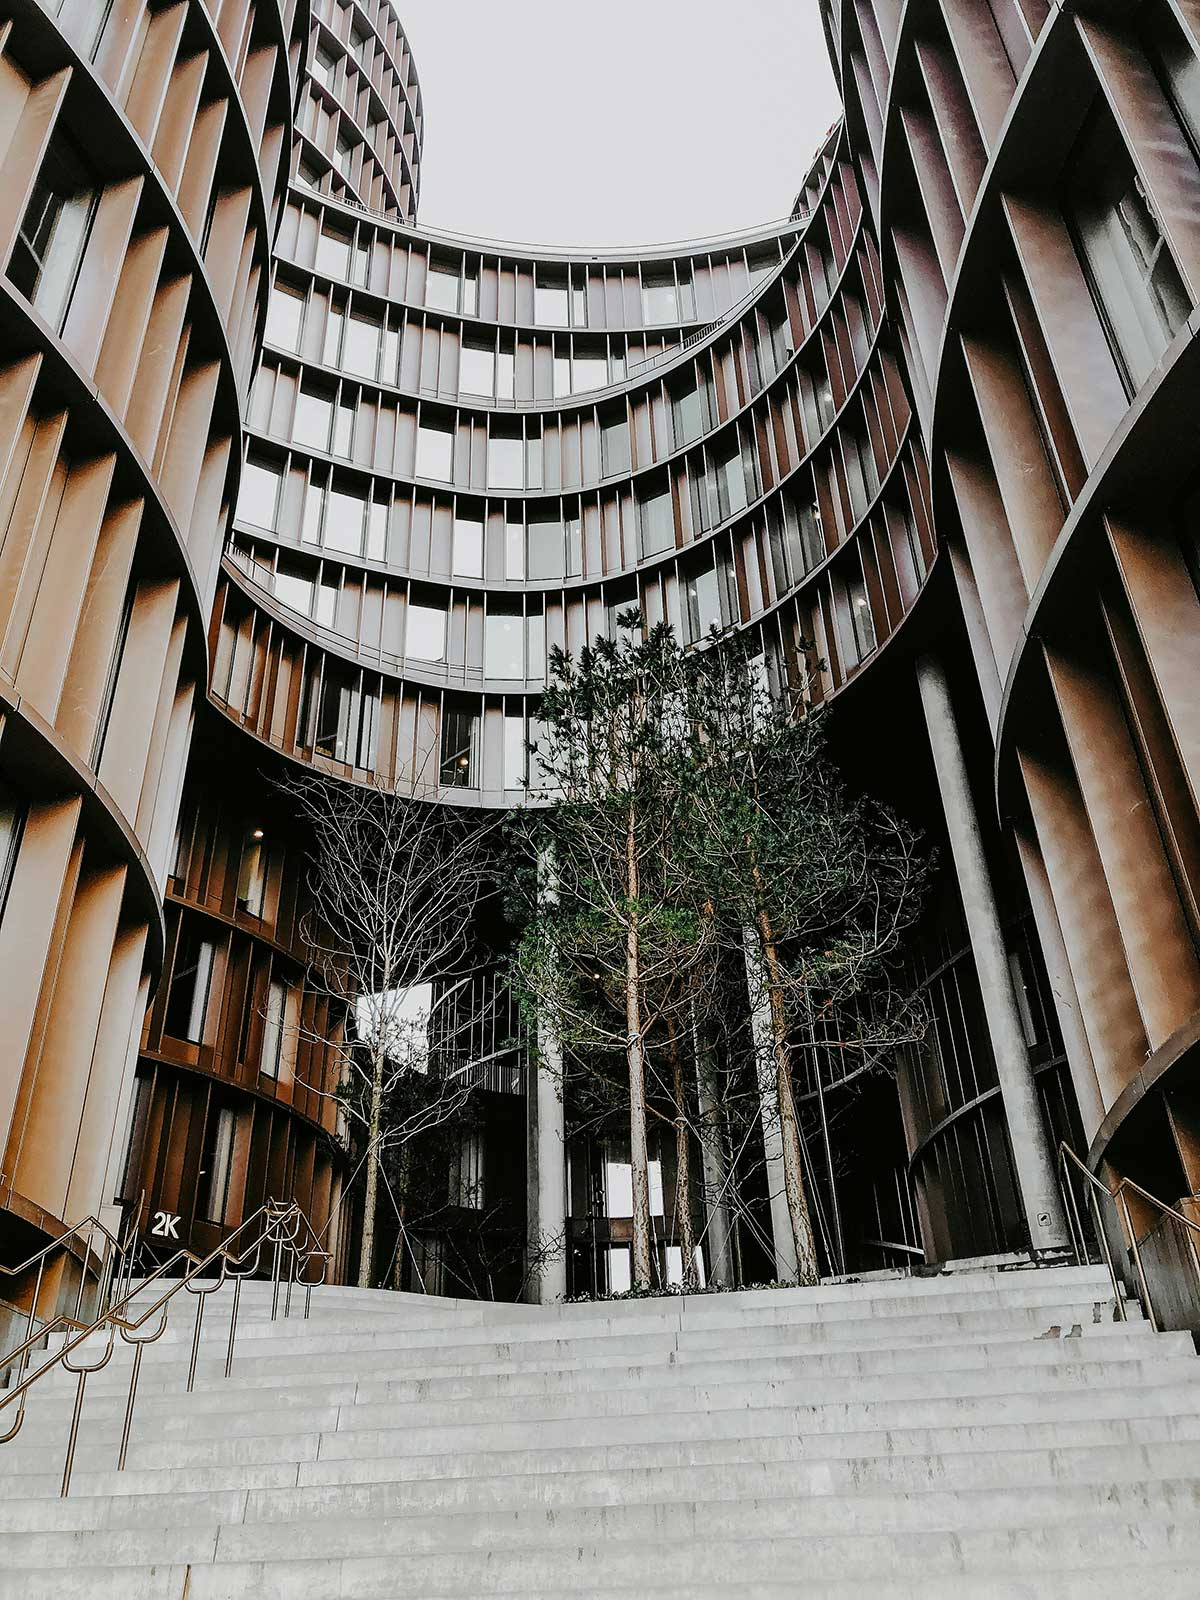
left=691, top=1012, right=735, bottom=1287
left=916, top=654, right=1070, bottom=1254
left=527, top=1014, right=568, bottom=1305
left=526, top=845, right=568, bottom=1304
left=743, top=927, right=800, bottom=1282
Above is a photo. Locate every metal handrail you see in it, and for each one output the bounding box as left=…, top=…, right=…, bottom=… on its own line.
left=0, top=1198, right=330, bottom=1495
left=1058, top=1141, right=1200, bottom=1333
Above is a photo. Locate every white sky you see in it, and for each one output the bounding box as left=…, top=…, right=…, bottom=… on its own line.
left=394, top=1, right=842, bottom=249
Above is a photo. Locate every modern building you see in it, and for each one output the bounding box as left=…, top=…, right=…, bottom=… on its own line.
left=0, top=0, right=1197, bottom=1314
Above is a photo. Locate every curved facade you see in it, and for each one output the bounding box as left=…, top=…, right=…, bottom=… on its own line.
left=0, top=0, right=303, bottom=1288
left=7, top=0, right=1197, bottom=1299
left=827, top=0, right=1200, bottom=1268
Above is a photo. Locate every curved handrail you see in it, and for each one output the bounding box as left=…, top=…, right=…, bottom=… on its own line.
left=1058, top=1142, right=1200, bottom=1334
left=0, top=1197, right=329, bottom=1494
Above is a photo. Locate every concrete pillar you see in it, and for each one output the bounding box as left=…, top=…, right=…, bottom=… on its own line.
left=916, top=654, right=1070, bottom=1254
left=526, top=845, right=568, bottom=1304
left=691, top=1012, right=735, bottom=1287
left=743, top=927, right=800, bottom=1282
left=527, top=1015, right=568, bottom=1305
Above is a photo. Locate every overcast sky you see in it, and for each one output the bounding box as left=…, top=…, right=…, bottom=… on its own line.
left=394, top=1, right=842, bottom=248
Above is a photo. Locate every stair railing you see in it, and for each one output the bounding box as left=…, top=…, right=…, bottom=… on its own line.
left=0, top=1202, right=142, bottom=1447
left=1058, top=1142, right=1200, bottom=1334
left=0, top=1197, right=330, bottom=1496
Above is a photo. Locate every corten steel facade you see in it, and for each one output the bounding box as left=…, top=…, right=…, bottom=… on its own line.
left=3, top=0, right=1197, bottom=1298
left=825, top=0, right=1200, bottom=1284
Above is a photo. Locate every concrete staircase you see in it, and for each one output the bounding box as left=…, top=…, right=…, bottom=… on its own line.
left=2, top=1262, right=1200, bottom=1597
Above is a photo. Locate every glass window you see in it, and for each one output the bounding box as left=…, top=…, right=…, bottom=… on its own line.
left=236, top=829, right=267, bottom=916
left=1066, top=105, right=1191, bottom=393
left=440, top=704, right=478, bottom=786
left=452, top=513, right=483, bottom=578
left=237, top=459, right=282, bottom=529
left=342, top=312, right=380, bottom=378
left=309, top=670, right=378, bottom=767
left=526, top=510, right=563, bottom=579
left=416, top=419, right=454, bottom=480
left=553, top=354, right=572, bottom=399
left=406, top=600, right=446, bottom=661
left=324, top=484, right=366, bottom=553
left=488, top=432, right=524, bottom=490
left=8, top=126, right=98, bottom=332
left=302, top=482, right=324, bottom=544
left=485, top=610, right=523, bottom=678
left=425, top=260, right=460, bottom=312
left=534, top=278, right=569, bottom=324
left=715, top=439, right=751, bottom=521
left=201, top=1105, right=236, bottom=1223
left=261, top=979, right=286, bottom=1078
left=316, top=227, right=352, bottom=279
left=462, top=268, right=479, bottom=316
left=272, top=559, right=313, bottom=615
left=496, top=344, right=515, bottom=400
left=638, top=481, right=675, bottom=556
left=607, top=1246, right=631, bottom=1294
left=334, top=124, right=355, bottom=174
left=165, top=927, right=215, bottom=1043
left=449, top=1132, right=484, bottom=1209
left=670, top=377, right=704, bottom=447
left=265, top=283, right=304, bottom=351
left=460, top=338, right=495, bottom=396
left=526, top=611, right=545, bottom=682
left=503, top=712, right=525, bottom=789
left=840, top=574, right=877, bottom=666
left=334, top=400, right=353, bottom=457
left=605, top=1156, right=633, bottom=1216
left=314, top=577, right=337, bottom=626
left=574, top=353, right=606, bottom=392
left=685, top=561, right=722, bottom=641
left=323, top=303, right=344, bottom=367
left=641, top=271, right=678, bottom=324
left=362, top=501, right=385, bottom=561
left=505, top=516, right=525, bottom=579
left=294, top=386, right=334, bottom=451
left=311, top=42, right=336, bottom=87
left=600, top=413, right=630, bottom=476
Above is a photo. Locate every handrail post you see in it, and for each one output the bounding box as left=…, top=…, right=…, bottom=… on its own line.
left=61, top=1369, right=89, bottom=1499
left=225, top=1275, right=243, bottom=1379
left=118, top=1343, right=144, bottom=1472
left=1119, top=1187, right=1157, bottom=1333
left=187, top=1286, right=206, bottom=1388
left=1088, top=1185, right=1127, bottom=1322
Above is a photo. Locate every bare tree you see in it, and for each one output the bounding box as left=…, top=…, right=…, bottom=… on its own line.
left=281, top=771, right=498, bottom=1287
left=511, top=613, right=715, bottom=1289
left=679, top=638, right=931, bottom=1284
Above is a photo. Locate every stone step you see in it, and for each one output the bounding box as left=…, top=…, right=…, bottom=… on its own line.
left=33, top=1298, right=1138, bottom=1396
left=5, top=1563, right=1200, bottom=1600
left=7, top=1437, right=1200, bottom=1531
left=4, top=1515, right=1200, bottom=1595
left=6, top=1377, right=1200, bottom=1477
left=83, top=1275, right=1130, bottom=1349
left=5, top=1478, right=1200, bottom=1569
left=152, top=1263, right=1116, bottom=1317
left=16, top=1357, right=1200, bottom=1455
left=21, top=1327, right=1184, bottom=1422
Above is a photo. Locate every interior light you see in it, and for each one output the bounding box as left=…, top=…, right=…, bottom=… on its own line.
left=251, top=828, right=265, bottom=839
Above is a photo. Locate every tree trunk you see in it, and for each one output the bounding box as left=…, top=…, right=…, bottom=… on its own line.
left=357, top=1050, right=384, bottom=1288
left=667, top=1018, right=698, bottom=1289
left=625, top=805, right=654, bottom=1290
left=755, top=910, right=820, bottom=1285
